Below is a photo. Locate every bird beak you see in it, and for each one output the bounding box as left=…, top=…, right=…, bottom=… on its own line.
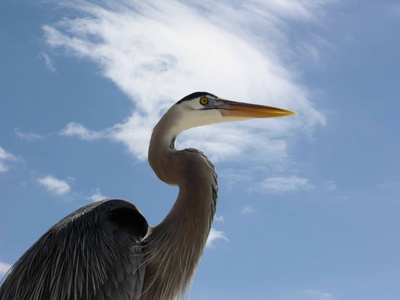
left=216, top=99, right=296, bottom=118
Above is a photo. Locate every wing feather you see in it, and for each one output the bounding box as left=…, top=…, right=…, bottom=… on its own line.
left=0, top=199, right=148, bottom=300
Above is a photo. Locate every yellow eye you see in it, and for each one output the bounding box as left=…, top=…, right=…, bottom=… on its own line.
left=199, top=97, right=208, bottom=106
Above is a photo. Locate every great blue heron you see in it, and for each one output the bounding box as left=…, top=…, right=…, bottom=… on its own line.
left=0, top=92, right=295, bottom=300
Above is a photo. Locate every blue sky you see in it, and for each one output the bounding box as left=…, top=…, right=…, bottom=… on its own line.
left=1, top=1, right=400, bottom=299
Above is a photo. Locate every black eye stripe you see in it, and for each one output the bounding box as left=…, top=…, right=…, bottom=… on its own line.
left=176, top=92, right=217, bottom=104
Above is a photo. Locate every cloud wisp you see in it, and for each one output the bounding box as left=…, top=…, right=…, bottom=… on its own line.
left=206, top=228, right=229, bottom=248
left=39, top=52, right=56, bottom=73
left=60, top=122, right=105, bottom=141
left=43, top=0, right=327, bottom=167
left=257, top=175, right=314, bottom=193
left=242, top=206, right=255, bottom=214
left=36, top=175, right=110, bottom=202
left=298, top=289, right=335, bottom=300
left=89, top=188, right=108, bottom=202
left=14, top=128, right=44, bottom=141
left=38, top=175, right=71, bottom=195
left=0, top=147, right=17, bottom=173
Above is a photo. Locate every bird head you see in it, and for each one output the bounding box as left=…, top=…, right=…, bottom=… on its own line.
left=167, top=92, right=296, bottom=135
left=149, top=92, right=296, bottom=184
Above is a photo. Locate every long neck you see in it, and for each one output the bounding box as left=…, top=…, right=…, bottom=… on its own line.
left=142, top=113, right=218, bottom=300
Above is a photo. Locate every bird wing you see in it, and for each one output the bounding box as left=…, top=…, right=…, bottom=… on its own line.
left=0, top=199, right=149, bottom=300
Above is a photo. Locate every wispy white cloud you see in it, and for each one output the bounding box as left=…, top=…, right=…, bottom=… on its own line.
left=242, top=206, right=255, bottom=214
left=90, top=188, right=108, bottom=202
left=298, top=289, right=335, bottom=300
left=39, top=52, right=56, bottom=72
left=258, top=175, right=314, bottom=193
left=249, top=0, right=329, bottom=21
left=43, top=0, right=327, bottom=166
left=206, top=228, right=228, bottom=248
left=38, top=175, right=71, bottom=195
left=0, top=261, right=12, bottom=279
left=60, top=122, right=104, bottom=140
left=214, top=215, right=224, bottom=223
left=0, top=146, right=17, bottom=173
left=14, top=128, right=44, bottom=141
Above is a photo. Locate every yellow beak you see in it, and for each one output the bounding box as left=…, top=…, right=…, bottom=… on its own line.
left=217, top=100, right=296, bottom=118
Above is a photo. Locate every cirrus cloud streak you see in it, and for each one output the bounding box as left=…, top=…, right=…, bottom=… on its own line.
left=44, top=0, right=328, bottom=170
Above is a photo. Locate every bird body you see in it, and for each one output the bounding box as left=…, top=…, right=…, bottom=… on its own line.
left=0, top=199, right=147, bottom=300
left=0, top=92, right=295, bottom=300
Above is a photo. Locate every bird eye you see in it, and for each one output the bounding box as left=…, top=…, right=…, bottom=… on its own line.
left=199, top=97, right=208, bottom=106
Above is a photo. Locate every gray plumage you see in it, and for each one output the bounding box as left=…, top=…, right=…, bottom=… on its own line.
left=0, top=199, right=147, bottom=300
left=0, top=92, right=295, bottom=300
